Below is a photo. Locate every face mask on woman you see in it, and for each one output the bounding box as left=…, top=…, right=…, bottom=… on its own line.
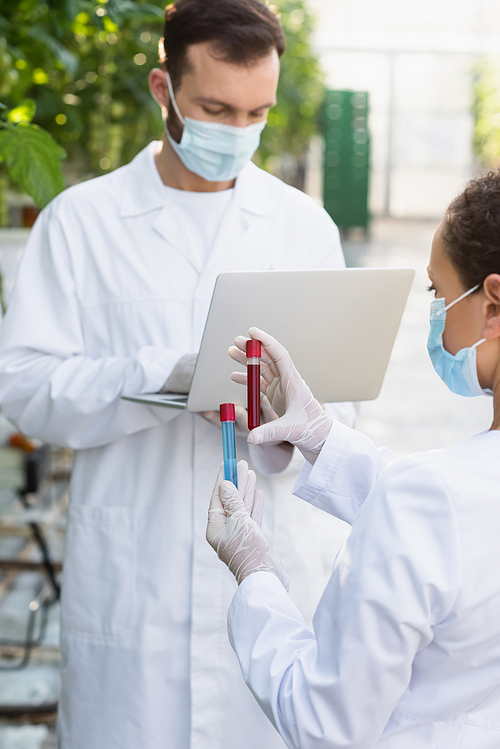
left=427, top=283, right=493, bottom=397
left=164, top=73, right=267, bottom=182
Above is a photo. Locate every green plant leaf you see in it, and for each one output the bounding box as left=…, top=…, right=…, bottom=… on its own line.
left=0, top=122, right=66, bottom=208
left=7, top=98, right=36, bottom=123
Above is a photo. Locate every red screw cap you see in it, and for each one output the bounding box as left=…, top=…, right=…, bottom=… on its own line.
left=220, top=403, right=236, bottom=422
left=246, top=339, right=262, bottom=357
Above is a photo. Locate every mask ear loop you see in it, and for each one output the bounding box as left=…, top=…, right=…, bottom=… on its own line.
left=444, top=283, right=481, bottom=312
left=445, top=283, right=487, bottom=348
left=166, top=72, right=186, bottom=126
left=471, top=337, right=487, bottom=348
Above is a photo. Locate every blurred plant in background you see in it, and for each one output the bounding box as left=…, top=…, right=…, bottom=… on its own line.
left=0, top=97, right=66, bottom=211
left=0, top=0, right=324, bottom=222
left=473, top=57, right=500, bottom=169
left=0, top=0, right=165, bottom=181
left=257, top=0, right=325, bottom=182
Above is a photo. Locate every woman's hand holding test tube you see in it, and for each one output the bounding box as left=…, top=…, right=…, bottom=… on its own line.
left=206, top=460, right=289, bottom=589
left=229, top=327, right=333, bottom=463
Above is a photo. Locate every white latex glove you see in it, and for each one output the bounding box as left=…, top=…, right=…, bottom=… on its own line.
left=159, top=353, right=197, bottom=394
left=207, top=460, right=289, bottom=590
left=229, top=327, right=332, bottom=462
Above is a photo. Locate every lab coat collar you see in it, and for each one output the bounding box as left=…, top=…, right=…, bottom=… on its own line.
left=119, top=141, right=276, bottom=219
left=120, top=142, right=276, bottom=275
left=120, top=142, right=166, bottom=218
left=232, top=161, right=276, bottom=216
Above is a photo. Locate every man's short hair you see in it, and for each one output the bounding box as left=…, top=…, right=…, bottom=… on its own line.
left=160, top=0, right=286, bottom=89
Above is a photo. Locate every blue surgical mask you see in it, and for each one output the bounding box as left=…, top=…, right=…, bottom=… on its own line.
left=427, top=284, right=493, bottom=397
left=164, top=73, right=267, bottom=182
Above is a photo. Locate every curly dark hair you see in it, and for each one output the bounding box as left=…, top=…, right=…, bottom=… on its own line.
left=443, top=171, right=500, bottom=291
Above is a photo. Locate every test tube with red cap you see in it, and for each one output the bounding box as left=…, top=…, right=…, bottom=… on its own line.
left=220, top=403, right=238, bottom=487
left=246, top=339, right=262, bottom=431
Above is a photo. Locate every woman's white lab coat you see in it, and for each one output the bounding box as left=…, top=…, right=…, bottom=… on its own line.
left=228, top=421, right=500, bottom=748
left=0, top=143, right=354, bottom=749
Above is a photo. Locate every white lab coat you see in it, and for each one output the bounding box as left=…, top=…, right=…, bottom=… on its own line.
left=228, top=421, right=500, bottom=748
left=0, top=142, right=355, bottom=749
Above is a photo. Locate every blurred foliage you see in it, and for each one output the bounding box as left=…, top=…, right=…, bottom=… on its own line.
left=258, top=0, right=325, bottom=169
left=0, top=0, right=166, bottom=178
left=0, top=98, right=66, bottom=209
left=0, top=0, right=324, bottom=188
left=473, top=58, right=500, bottom=168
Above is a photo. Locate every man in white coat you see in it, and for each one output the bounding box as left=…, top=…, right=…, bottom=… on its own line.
left=0, top=1, right=355, bottom=747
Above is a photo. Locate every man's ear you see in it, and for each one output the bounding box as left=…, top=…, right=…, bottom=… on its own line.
left=482, top=274, right=500, bottom=340
left=148, top=68, right=169, bottom=110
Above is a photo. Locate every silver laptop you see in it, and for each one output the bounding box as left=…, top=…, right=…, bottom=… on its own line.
left=122, top=267, right=414, bottom=411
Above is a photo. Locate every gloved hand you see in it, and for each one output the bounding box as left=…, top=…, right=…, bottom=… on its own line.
left=160, top=353, right=197, bottom=394
left=207, top=460, right=289, bottom=590
left=228, top=327, right=332, bottom=461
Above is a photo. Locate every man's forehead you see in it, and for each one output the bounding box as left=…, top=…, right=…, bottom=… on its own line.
left=184, top=42, right=279, bottom=82
left=185, top=42, right=225, bottom=70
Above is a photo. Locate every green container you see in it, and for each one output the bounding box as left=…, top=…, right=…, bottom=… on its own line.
left=323, top=90, right=370, bottom=231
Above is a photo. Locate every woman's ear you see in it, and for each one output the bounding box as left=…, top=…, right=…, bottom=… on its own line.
left=482, top=274, right=500, bottom=340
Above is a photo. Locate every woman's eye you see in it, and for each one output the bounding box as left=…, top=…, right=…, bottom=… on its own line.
left=426, top=284, right=436, bottom=294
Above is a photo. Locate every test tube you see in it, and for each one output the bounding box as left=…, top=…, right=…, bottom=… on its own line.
left=246, top=339, right=262, bottom=431
left=220, top=403, right=238, bottom=488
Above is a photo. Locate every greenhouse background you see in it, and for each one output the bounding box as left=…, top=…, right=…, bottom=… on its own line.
left=0, top=0, right=500, bottom=746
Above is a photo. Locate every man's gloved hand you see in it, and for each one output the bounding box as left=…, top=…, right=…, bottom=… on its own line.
left=159, top=353, right=197, bottom=394
left=228, top=327, right=332, bottom=462
left=207, top=460, right=289, bottom=590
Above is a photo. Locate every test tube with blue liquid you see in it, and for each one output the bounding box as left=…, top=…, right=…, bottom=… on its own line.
left=220, top=403, right=238, bottom=488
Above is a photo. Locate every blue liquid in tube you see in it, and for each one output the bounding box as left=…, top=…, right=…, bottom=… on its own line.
left=221, top=420, right=238, bottom=488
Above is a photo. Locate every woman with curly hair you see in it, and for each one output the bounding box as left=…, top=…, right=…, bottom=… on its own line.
left=207, top=172, right=500, bottom=748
